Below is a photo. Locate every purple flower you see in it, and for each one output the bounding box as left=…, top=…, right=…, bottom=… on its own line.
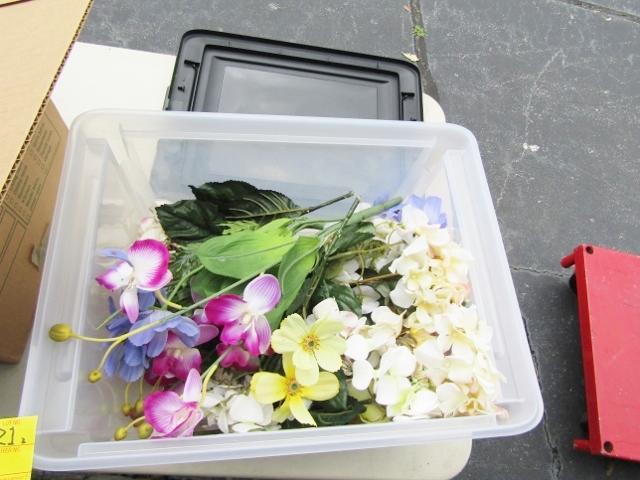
left=204, top=274, right=281, bottom=356
left=144, top=368, right=203, bottom=438
left=402, top=195, right=447, bottom=228
left=104, top=296, right=200, bottom=382
left=96, top=239, right=173, bottom=323
left=149, top=310, right=219, bottom=382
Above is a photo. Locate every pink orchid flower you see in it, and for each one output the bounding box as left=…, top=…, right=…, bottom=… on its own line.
left=205, top=274, right=280, bottom=356
left=144, top=368, right=204, bottom=438
left=216, top=343, right=260, bottom=372
left=96, top=239, right=172, bottom=322
left=150, top=319, right=219, bottom=382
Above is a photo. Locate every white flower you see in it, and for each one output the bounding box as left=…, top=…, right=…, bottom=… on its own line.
left=227, top=394, right=275, bottom=433
left=203, top=387, right=276, bottom=433
left=330, top=258, right=361, bottom=283
left=366, top=306, right=404, bottom=351
left=309, top=297, right=361, bottom=337
left=388, top=387, right=439, bottom=420
left=436, top=382, right=468, bottom=416
left=138, top=216, right=167, bottom=242
left=414, top=338, right=449, bottom=386
left=353, top=285, right=380, bottom=315
left=344, top=334, right=375, bottom=390
left=374, top=346, right=416, bottom=406
left=399, top=204, right=450, bottom=246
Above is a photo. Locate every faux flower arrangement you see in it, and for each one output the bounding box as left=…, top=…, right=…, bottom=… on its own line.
left=49, top=181, right=503, bottom=440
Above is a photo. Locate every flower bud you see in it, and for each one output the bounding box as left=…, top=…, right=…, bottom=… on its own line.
left=114, top=427, right=128, bottom=441
left=121, top=403, right=132, bottom=416
left=134, top=399, right=144, bottom=417
left=88, top=370, right=102, bottom=383
left=49, top=323, right=72, bottom=342
left=137, top=422, right=153, bottom=439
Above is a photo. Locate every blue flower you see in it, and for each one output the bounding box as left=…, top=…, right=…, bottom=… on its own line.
left=403, top=195, right=447, bottom=228
left=103, top=291, right=199, bottom=382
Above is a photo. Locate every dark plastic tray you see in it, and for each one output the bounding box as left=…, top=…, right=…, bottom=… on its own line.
left=166, top=30, right=423, bottom=121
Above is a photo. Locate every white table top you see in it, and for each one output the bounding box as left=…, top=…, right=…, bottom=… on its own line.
left=0, top=41, right=465, bottom=479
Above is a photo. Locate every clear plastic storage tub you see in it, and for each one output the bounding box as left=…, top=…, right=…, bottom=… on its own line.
left=20, top=111, right=543, bottom=471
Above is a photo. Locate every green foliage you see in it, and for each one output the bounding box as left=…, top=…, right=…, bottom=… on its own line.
left=312, top=280, right=362, bottom=316
left=412, top=25, right=426, bottom=38
left=190, top=270, right=243, bottom=300
left=309, top=372, right=366, bottom=426
left=196, top=220, right=295, bottom=279
left=156, top=200, right=222, bottom=242
left=156, top=181, right=299, bottom=243
left=329, top=221, right=375, bottom=255
left=266, top=236, right=320, bottom=329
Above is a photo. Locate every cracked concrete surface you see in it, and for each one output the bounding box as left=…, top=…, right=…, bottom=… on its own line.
left=68, top=0, right=640, bottom=478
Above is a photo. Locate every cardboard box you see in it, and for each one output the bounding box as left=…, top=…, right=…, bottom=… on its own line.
left=0, top=0, right=92, bottom=363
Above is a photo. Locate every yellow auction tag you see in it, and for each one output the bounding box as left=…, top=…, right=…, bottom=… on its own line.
left=0, top=416, right=37, bottom=480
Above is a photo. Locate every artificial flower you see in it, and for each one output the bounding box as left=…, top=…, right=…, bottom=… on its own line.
left=401, top=195, right=447, bottom=229
left=374, top=346, right=416, bottom=406
left=365, top=306, right=404, bottom=351
left=388, top=387, right=438, bottom=420
left=215, top=343, right=260, bottom=371
left=144, top=368, right=204, bottom=437
left=96, top=239, right=172, bottom=322
left=104, top=292, right=156, bottom=382
left=329, top=258, right=361, bottom=283
left=149, top=321, right=219, bottom=382
left=205, top=390, right=275, bottom=433
left=436, top=382, right=468, bottom=416
left=307, top=298, right=360, bottom=332
left=250, top=354, right=339, bottom=426
left=270, top=310, right=346, bottom=386
left=352, top=285, right=381, bottom=315
left=205, top=274, right=280, bottom=356
left=128, top=310, right=200, bottom=354
left=344, top=334, right=375, bottom=391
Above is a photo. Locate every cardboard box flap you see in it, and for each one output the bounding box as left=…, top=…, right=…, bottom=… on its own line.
left=0, top=0, right=91, bottom=193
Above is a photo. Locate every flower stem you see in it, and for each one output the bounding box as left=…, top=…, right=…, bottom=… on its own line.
left=95, top=308, right=122, bottom=330
left=155, top=290, right=183, bottom=310
left=199, top=349, right=231, bottom=404
left=124, top=415, right=145, bottom=431
left=226, top=191, right=354, bottom=221
left=328, top=243, right=392, bottom=261
left=124, top=382, right=132, bottom=406
left=349, top=272, right=401, bottom=285
left=166, top=265, right=204, bottom=302
left=302, top=197, right=360, bottom=316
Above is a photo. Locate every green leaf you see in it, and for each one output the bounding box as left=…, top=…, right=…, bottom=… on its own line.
left=156, top=181, right=300, bottom=243
left=310, top=400, right=366, bottom=427
left=192, top=181, right=300, bottom=223
left=196, top=222, right=295, bottom=279
left=313, top=281, right=362, bottom=316
left=266, top=236, right=320, bottom=329
left=190, top=270, right=243, bottom=300
left=156, top=200, right=222, bottom=242
left=191, top=180, right=258, bottom=205
left=329, top=221, right=375, bottom=255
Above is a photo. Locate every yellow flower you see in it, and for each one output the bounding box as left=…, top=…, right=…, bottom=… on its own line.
left=250, top=354, right=339, bottom=426
left=270, top=313, right=346, bottom=385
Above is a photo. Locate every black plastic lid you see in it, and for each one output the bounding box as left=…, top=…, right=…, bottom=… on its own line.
left=166, top=30, right=423, bottom=121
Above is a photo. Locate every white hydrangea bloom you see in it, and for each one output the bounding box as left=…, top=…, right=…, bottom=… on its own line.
left=374, top=346, right=417, bottom=406
left=203, top=386, right=276, bottom=433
